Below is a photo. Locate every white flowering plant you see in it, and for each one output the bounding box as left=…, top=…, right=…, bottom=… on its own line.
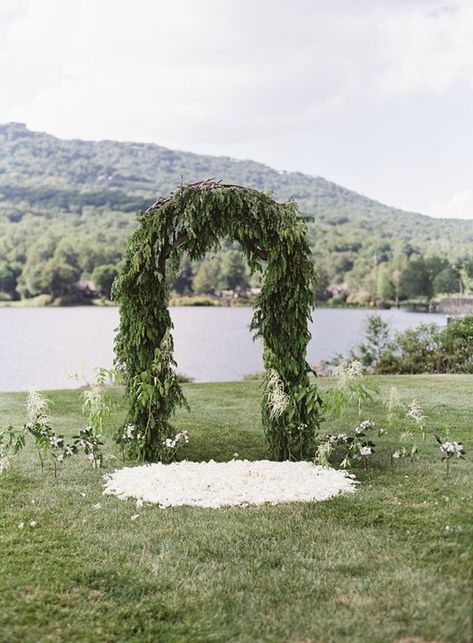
left=389, top=399, right=429, bottom=464
left=81, top=368, right=115, bottom=434
left=384, top=386, right=406, bottom=425
left=315, top=419, right=384, bottom=469
left=115, top=423, right=145, bottom=460
left=73, top=427, right=103, bottom=469
left=391, top=445, right=418, bottom=462
left=160, top=430, right=189, bottom=464
left=77, top=368, right=117, bottom=468
left=0, top=390, right=105, bottom=477
left=405, top=398, right=428, bottom=441
left=23, top=390, right=79, bottom=476
left=116, top=420, right=189, bottom=464
left=435, top=434, right=466, bottom=475
left=324, top=360, right=380, bottom=420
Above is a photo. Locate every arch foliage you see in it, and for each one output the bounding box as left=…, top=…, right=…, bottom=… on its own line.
left=113, top=180, right=322, bottom=462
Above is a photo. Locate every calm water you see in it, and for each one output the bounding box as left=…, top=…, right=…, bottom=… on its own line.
left=0, top=306, right=448, bottom=392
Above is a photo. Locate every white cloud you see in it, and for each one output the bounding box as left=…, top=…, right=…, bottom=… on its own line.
left=429, top=189, right=473, bottom=219
left=1, top=0, right=473, bottom=150
left=1, top=0, right=473, bottom=217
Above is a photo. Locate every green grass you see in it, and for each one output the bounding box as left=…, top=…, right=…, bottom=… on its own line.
left=1, top=376, right=472, bottom=642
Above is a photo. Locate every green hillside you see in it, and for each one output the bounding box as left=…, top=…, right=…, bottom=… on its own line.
left=1, top=122, right=473, bottom=304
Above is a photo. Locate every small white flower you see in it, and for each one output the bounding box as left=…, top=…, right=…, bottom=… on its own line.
left=359, top=446, right=372, bottom=457
left=124, top=424, right=136, bottom=439
left=64, top=446, right=74, bottom=456
left=355, top=420, right=375, bottom=434
left=392, top=451, right=400, bottom=459
left=56, top=454, right=64, bottom=462
left=130, top=514, right=140, bottom=521
left=440, top=441, right=464, bottom=457
left=163, top=438, right=175, bottom=448
left=17, top=521, right=25, bottom=529
left=29, top=521, right=37, bottom=528
left=49, top=436, right=63, bottom=448
left=440, top=441, right=455, bottom=454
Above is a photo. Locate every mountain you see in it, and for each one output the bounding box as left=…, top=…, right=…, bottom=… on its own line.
left=1, top=122, right=472, bottom=303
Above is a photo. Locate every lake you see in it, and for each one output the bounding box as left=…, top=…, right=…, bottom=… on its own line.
left=0, top=306, right=448, bottom=392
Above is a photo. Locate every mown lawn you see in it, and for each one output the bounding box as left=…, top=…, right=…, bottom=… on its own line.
left=0, top=376, right=472, bottom=642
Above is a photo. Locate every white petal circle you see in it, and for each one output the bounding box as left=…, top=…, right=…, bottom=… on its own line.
left=103, top=460, right=358, bottom=508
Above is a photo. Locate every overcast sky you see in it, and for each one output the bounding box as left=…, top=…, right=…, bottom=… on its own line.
left=1, top=0, right=472, bottom=218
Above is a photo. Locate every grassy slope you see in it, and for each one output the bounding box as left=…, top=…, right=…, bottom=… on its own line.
left=0, top=377, right=472, bottom=643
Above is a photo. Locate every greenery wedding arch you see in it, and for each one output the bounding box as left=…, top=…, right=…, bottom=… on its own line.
left=113, top=180, right=322, bottom=462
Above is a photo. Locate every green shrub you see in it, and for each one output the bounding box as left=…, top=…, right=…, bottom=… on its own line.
left=440, top=315, right=473, bottom=373
left=354, top=314, right=473, bottom=374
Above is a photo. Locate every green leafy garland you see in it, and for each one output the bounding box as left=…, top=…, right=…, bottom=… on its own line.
left=113, top=180, right=322, bottom=461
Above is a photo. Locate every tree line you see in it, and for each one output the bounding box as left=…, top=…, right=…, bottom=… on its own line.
left=1, top=211, right=473, bottom=305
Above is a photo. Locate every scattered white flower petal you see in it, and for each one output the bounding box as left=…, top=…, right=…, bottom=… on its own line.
left=130, top=514, right=140, bottom=521
left=92, top=502, right=102, bottom=510
left=17, top=521, right=25, bottom=529
left=29, top=521, right=37, bottom=527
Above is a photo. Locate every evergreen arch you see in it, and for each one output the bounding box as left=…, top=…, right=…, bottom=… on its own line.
left=113, top=180, right=322, bottom=462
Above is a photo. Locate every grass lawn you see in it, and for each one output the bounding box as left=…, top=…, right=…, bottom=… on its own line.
left=1, top=376, right=472, bottom=642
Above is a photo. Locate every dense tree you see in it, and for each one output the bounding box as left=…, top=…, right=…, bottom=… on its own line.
left=433, top=267, right=460, bottom=295
left=193, top=257, right=222, bottom=294
left=220, top=251, right=249, bottom=291
left=39, top=259, right=81, bottom=299
left=173, top=258, right=194, bottom=295
left=376, top=264, right=395, bottom=301
left=91, top=264, right=119, bottom=299
left=0, top=262, right=18, bottom=297
left=400, top=258, right=432, bottom=299
left=314, top=266, right=330, bottom=301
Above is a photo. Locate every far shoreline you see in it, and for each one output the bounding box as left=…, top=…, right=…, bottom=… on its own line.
left=0, top=297, right=451, bottom=315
